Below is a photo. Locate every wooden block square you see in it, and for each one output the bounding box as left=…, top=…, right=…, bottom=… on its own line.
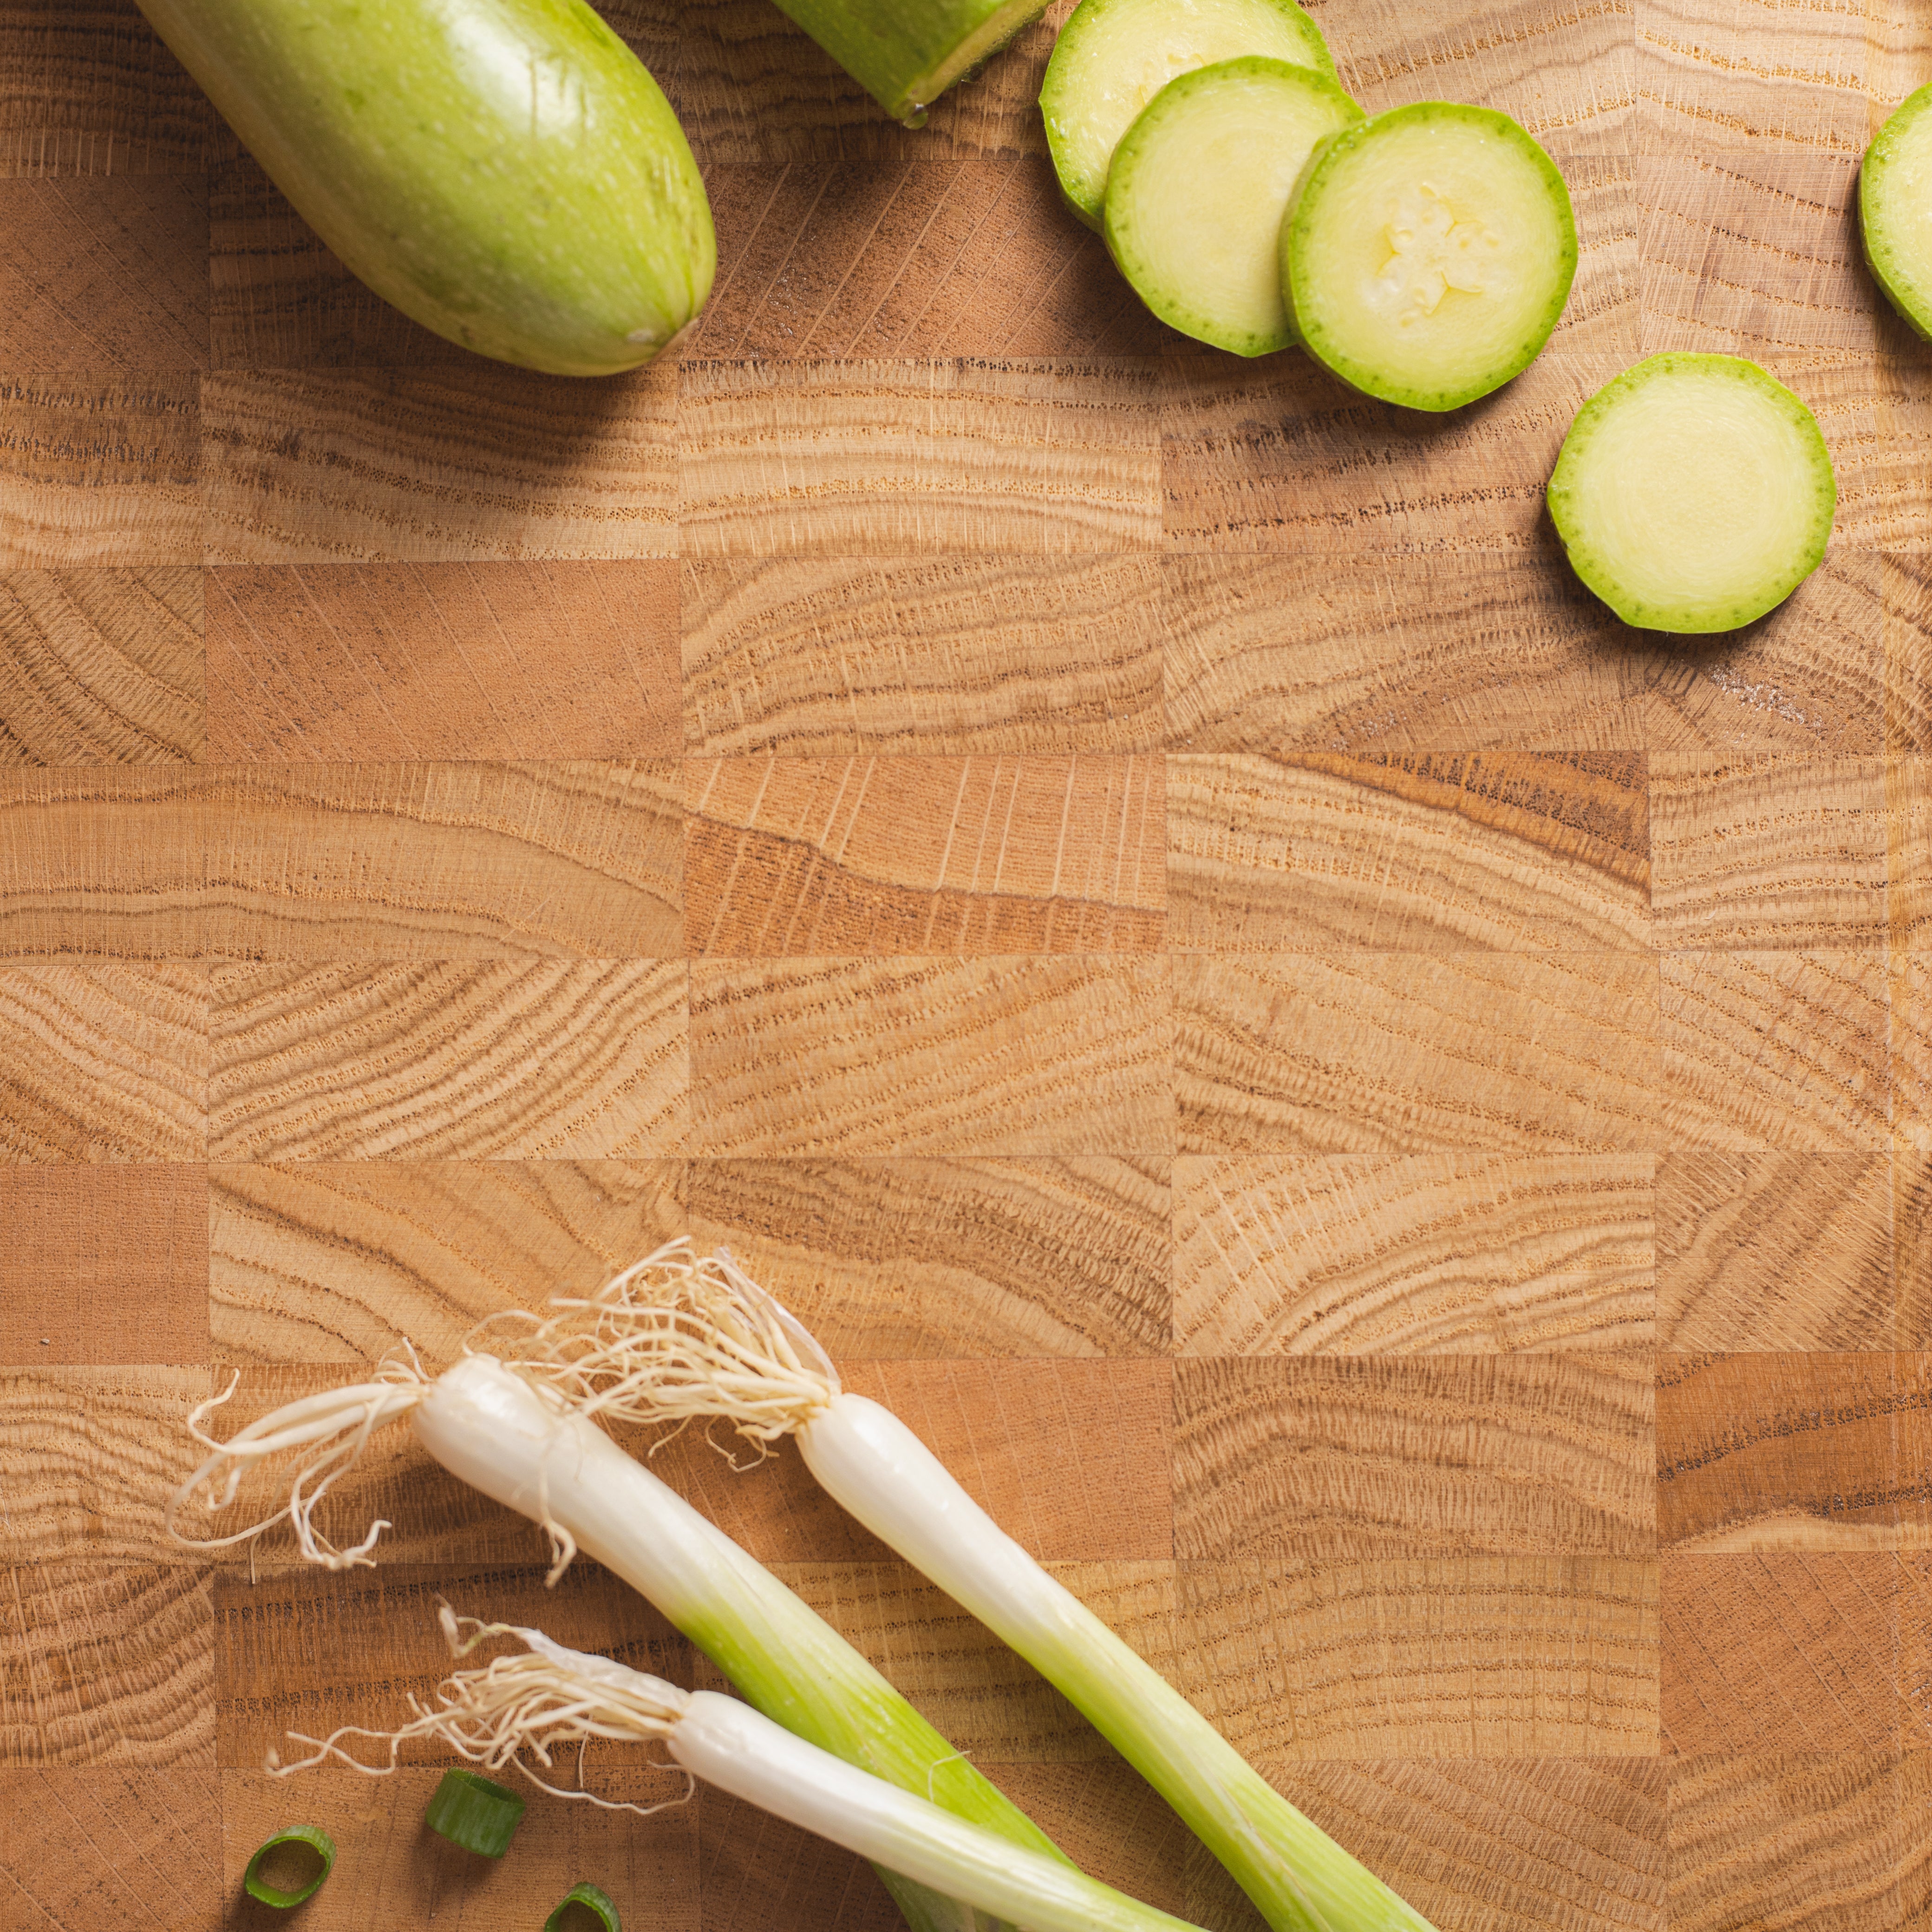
left=205, top=562, right=680, bottom=763
left=1888, top=559, right=1932, bottom=753
left=0, top=960, right=208, bottom=1161
left=208, top=159, right=448, bottom=369
left=1899, top=1153, right=1932, bottom=1345
left=678, top=357, right=1164, bottom=555
left=0, top=176, right=206, bottom=370
left=1174, top=1153, right=1654, bottom=1354
left=681, top=555, right=1166, bottom=756
left=0, top=1164, right=207, bottom=1363
left=1894, top=761, right=1932, bottom=953
left=684, top=1155, right=1172, bottom=1354
left=1657, top=1351, right=1898, bottom=1549
left=1650, top=755, right=1888, bottom=948
left=1173, top=1354, right=1655, bottom=1560
left=209, top=1157, right=687, bottom=1365
left=1658, top=1152, right=1894, bottom=1351
left=210, top=960, right=688, bottom=1161
left=1662, top=1552, right=1904, bottom=1751
left=0, top=566, right=202, bottom=764
left=1659, top=951, right=1893, bottom=1150
left=1168, top=750, right=1649, bottom=953
left=698, top=157, right=1166, bottom=360
left=1175, top=952, right=1661, bottom=1153
left=0, top=372, right=199, bottom=567
left=688, top=753, right=1163, bottom=954
left=198, top=760, right=685, bottom=959
left=0, top=1365, right=212, bottom=1564
left=201, top=365, right=679, bottom=562
left=0, top=0, right=223, bottom=177
left=1173, top=1554, right=1659, bottom=1759
left=1641, top=550, right=1886, bottom=757
left=689, top=955, right=1174, bottom=1155
left=0, top=1769, right=221, bottom=1931
left=1667, top=1752, right=1903, bottom=1932
left=0, top=1560, right=212, bottom=1764
left=1162, top=554, right=1649, bottom=754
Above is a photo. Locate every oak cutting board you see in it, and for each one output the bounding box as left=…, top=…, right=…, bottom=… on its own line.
left=1, top=0, right=1930, bottom=1925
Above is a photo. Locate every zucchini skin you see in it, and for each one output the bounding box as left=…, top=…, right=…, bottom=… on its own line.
left=136, top=0, right=715, bottom=376
left=1859, top=84, right=1932, bottom=343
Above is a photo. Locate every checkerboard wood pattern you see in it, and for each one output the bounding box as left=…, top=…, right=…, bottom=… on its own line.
left=1, top=0, right=1929, bottom=1925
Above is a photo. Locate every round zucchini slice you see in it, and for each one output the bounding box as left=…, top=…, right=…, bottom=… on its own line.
left=1860, top=84, right=1932, bottom=339
left=1281, top=101, right=1575, bottom=410
left=1547, top=353, right=1836, bottom=634
left=1041, top=0, right=1334, bottom=229
left=1103, top=57, right=1363, bottom=356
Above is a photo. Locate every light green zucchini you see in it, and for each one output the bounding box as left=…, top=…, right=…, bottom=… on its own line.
left=1860, top=84, right=1932, bottom=339
left=133, top=0, right=715, bottom=376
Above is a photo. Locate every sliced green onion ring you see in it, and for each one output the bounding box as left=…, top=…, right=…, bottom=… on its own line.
left=243, top=1824, right=336, bottom=1907
left=546, top=1880, right=621, bottom=1931
left=424, top=1767, right=526, bottom=1857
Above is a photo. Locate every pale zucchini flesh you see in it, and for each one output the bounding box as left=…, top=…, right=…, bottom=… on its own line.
left=1041, top=0, right=1335, bottom=227
left=1103, top=57, right=1362, bottom=355
left=1547, top=353, right=1837, bottom=634
left=1860, top=84, right=1932, bottom=339
left=1282, top=101, right=1574, bottom=410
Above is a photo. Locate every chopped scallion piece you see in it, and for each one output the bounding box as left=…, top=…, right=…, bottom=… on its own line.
left=546, top=1881, right=621, bottom=1932
left=243, top=1825, right=335, bottom=1907
left=424, top=1768, right=525, bottom=1857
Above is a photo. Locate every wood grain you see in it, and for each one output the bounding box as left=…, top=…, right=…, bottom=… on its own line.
left=0, top=1165, right=206, bottom=1363
left=1168, top=751, right=1648, bottom=953
left=1895, top=760, right=1931, bottom=953
left=0, top=566, right=202, bottom=765
left=1666, top=1751, right=1903, bottom=1932
left=0, top=1366, right=210, bottom=1564
left=681, top=555, right=1164, bottom=755
left=698, top=158, right=1166, bottom=360
left=1657, top=1351, right=1899, bottom=1550
left=0, top=1769, right=222, bottom=1932
left=1173, top=1554, right=1658, bottom=1759
left=0, top=961, right=207, bottom=1161
left=1175, top=952, right=1660, bottom=1153
left=1660, top=1552, right=1904, bottom=1753
left=689, top=955, right=1174, bottom=1154
left=201, top=366, right=679, bottom=563
left=1172, top=1354, right=1655, bottom=1561
left=677, top=358, right=1163, bottom=554
left=1649, top=755, right=1888, bottom=948
left=683, top=1154, right=1172, bottom=1354
left=688, top=754, right=1163, bottom=954
left=0, top=373, right=199, bottom=568
left=1889, top=559, right=1932, bottom=754
left=209, top=1158, right=688, bottom=1364
left=1174, top=1153, right=1654, bottom=1354
left=0, top=1561, right=211, bottom=1765
left=1658, top=951, right=1893, bottom=1150
left=204, top=562, right=681, bottom=763
left=209, top=960, right=688, bottom=1160
left=1657, top=1152, right=1894, bottom=1351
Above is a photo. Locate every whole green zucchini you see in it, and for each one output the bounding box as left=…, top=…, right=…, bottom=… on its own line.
left=136, top=0, right=714, bottom=375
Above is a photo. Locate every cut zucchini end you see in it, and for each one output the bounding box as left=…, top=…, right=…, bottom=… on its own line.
left=897, top=0, right=1050, bottom=123
left=1860, top=84, right=1932, bottom=340
left=1042, top=0, right=1334, bottom=222
left=1103, top=56, right=1362, bottom=355
left=1283, top=100, right=1576, bottom=410
left=1547, top=353, right=1837, bottom=635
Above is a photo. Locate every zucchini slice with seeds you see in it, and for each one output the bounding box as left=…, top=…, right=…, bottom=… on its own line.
left=1860, top=84, right=1932, bottom=338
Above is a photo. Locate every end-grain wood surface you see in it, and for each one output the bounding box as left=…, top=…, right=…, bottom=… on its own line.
left=0, top=0, right=1927, bottom=1924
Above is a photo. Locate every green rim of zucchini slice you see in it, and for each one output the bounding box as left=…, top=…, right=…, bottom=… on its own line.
left=1103, top=57, right=1363, bottom=355
left=1547, top=353, right=1837, bottom=634
left=1041, top=0, right=1334, bottom=228
left=1860, top=83, right=1932, bottom=339
left=1282, top=101, right=1576, bottom=410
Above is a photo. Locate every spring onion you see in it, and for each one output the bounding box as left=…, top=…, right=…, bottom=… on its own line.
left=277, top=1608, right=1208, bottom=1932
left=243, top=1825, right=335, bottom=1907
left=503, top=1244, right=1442, bottom=1932
left=424, top=1766, right=526, bottom=1856
left=168, top=1271, right=1067, bottom=1932
left=547, top=1882, right=621, bottom=1932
